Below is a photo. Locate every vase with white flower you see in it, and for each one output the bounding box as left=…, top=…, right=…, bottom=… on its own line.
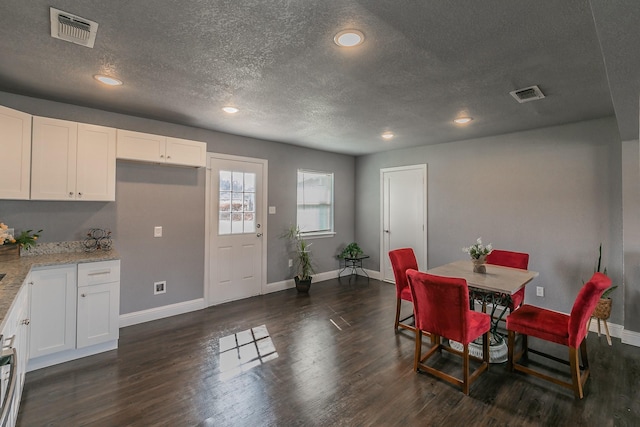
left=462, top=237, right=493, bottom=273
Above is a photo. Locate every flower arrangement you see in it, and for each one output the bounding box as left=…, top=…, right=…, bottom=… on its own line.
left=462, top=237, right=493, bottom=260
left=1, top=222, right=42, bottom=250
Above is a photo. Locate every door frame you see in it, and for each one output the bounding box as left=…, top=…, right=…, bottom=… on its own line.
left=204, top=153, right=268, bottom=306
left=380, top=164, right=427, bottom=282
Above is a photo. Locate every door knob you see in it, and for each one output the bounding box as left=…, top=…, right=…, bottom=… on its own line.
left=257, top=233, right=263, bottom=237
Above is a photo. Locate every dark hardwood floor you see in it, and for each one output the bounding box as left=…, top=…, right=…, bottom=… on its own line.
left=17, top=277, right=640, bottom=426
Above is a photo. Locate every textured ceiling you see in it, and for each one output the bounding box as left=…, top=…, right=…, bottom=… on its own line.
left=0, top=1, right=637, bottom=155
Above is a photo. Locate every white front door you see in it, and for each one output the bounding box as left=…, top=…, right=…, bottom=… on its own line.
left=381, top=165, right=427, bottom=282
left=207, top=154, right=267, bottom=305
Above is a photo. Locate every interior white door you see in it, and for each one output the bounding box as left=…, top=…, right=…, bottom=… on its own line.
left=208, top=155, right=266, bottom=305
left=381, top=165, right=427, bottom=282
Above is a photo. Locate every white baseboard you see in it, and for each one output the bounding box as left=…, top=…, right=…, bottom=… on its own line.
left=622, top=328, right=640, bottom=347
left=588, top=317, right=623, bottom=339
left=119, top=298, right=206, bottom=327
left=264, top=269, right=341, bottom=294
left=27, top=340, right=118, bottom=372
left=364, top=268, right=382, bottom=280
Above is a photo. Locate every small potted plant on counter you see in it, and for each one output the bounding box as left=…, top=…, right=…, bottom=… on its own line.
left=283, top=225, right=315, bottom=293
left=0, top=221, right=42, bottom=260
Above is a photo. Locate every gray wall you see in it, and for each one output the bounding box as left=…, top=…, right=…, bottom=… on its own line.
left=622, top=140, right=640, bottom=332
left=355, top=117, right=625, bottom=326
left=0, top=91, right=355, bottom=314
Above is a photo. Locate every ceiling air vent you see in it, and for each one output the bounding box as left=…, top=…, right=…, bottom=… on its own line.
left=509, top=85, right=545, bottom=103
left=50, top=7, right=99, bottom=48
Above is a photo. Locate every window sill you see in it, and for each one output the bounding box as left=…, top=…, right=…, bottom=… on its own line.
left=300, top=232, right=336, bottom=240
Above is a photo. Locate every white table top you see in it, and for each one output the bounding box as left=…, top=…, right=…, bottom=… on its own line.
left=425, top=260, right=539, bottom=295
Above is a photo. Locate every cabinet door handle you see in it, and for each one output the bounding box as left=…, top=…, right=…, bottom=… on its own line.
left=160, top=154, right=164, bottom=158
left=78, top=192, right=83, bottom=198
left=21, top=319, right=29, bottom=326
left=167, top=155, right=171, bottom=159
left=69, top=192, right=74, bottom=198
left=81, top=293, right=86, bottom=298
left=28, top=282, right=33, bottom=285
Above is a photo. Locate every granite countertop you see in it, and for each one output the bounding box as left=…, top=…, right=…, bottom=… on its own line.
left=0, top=249, right=120, bottom=329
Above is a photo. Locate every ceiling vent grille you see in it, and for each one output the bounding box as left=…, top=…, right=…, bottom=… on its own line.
left=509, top=85, right=545, bottom=103
left=50, top=7, right=98, bottom=48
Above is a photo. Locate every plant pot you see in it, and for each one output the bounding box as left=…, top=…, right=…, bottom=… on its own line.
left=294, top=276, right=312, bottom=293
left=593, top=297, right=612, bottom=320
left=472, top=255, right=487, bottom=273
left=0, top=244, right=20, bottom=261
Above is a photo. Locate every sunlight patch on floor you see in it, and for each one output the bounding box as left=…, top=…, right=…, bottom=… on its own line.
left=218, top=324, right=278, bottom=380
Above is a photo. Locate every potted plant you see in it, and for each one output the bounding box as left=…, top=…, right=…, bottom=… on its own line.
left=283, top=225, right=315, bottom=293
left=0, top=221, right=42, bottom=260
left=588, top=244, right=617, bottom=345
left=338, top=242, right=364, bottom=259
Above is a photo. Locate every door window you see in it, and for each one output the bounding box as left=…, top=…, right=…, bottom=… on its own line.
left=219, top=170, right=256, bottom=234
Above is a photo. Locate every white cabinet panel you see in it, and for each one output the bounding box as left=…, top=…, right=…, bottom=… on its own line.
left=77, top=282, right=119, bottom=348
left=117, top=129, right=206, bottom=167
left=166, top=137, right=206, bottom=167
left=0, top=106, right=31, bottom=200
left=116, top=129, right=165, bottom=163
left=31, top=117, right=116, bottom=201
left=77, top=260, right=120, bottom=348
left=76, top=124, right=116, bottom=201
left=29, top=265, right=77, bottom=359
left=31, top=117, right=77, bottom=200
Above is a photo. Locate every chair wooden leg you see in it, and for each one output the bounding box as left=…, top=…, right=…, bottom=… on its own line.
left=482, top=331, right=490, bottom=365
left=414, top=328, right=423, bottom=372
left=569, top=346, right=584, bottom=399
left=394, top=298, right=401, bottom=330
left=462, top=344, right=470, bottom=395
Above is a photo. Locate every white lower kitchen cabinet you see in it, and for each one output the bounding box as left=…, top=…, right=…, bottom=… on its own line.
left=0, top=282, right=30, bottom=427
left=28, top=265, right=76, bottom=359
left=77, top=260, right=120, bottom=348
left=28, top=260, right=120, bottom=372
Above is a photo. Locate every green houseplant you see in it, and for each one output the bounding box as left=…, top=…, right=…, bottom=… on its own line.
left=283, top=225, right=315, bottom=293
left=338, top=242, right=364, bottom=259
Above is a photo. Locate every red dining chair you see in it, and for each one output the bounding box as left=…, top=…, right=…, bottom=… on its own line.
left=506, top=272, right=611, bottom=399
left=388, top=248, right=419, bottom=332
left=486, top=249, right=530, bottom=311
left=407, top=269, right=491, bottom=395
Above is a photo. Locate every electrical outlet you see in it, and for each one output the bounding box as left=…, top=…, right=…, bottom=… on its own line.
left=154, top=281, right=166, bottom=295
left=536, top=286, right=544, bottom=297
left=154, top=226, right=163, bottom=237
left=288, top=259, right=293, bottom=268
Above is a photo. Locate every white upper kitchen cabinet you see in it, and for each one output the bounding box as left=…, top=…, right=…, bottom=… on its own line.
left=31, top=117, right=116, bottom=201
left=117, top=129, right=206, bottom=167
left=0, top=105, right=32, bottom=200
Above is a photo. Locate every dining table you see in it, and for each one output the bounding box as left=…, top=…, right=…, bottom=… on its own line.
left=425, top=259, right=539, bottom=363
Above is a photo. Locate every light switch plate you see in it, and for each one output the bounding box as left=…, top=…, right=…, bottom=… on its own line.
left=154, top=226, right=162, bottom=237
left=269, top=206, right=276, bottom=214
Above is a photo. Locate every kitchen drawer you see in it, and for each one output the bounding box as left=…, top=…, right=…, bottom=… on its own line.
left=77, top=260, right=120, bottom=287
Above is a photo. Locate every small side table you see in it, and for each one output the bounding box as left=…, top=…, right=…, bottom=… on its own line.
left=338, top=255, right=369, bottom=282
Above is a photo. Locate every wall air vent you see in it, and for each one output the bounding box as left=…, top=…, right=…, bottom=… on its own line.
left=509, top=85, right=545, bottom=103
left=50, top=7, right=99, bottom=48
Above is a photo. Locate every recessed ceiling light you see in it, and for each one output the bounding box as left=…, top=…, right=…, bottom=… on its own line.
left=222, top=106, right=239, bottom=114
left=381, top=131, right=394, bottom=140
left=93, top=74, right=122, bottom=86
left=334, top=30, right=364, bottom=47
left=454, top=117, right=473, bottom=124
